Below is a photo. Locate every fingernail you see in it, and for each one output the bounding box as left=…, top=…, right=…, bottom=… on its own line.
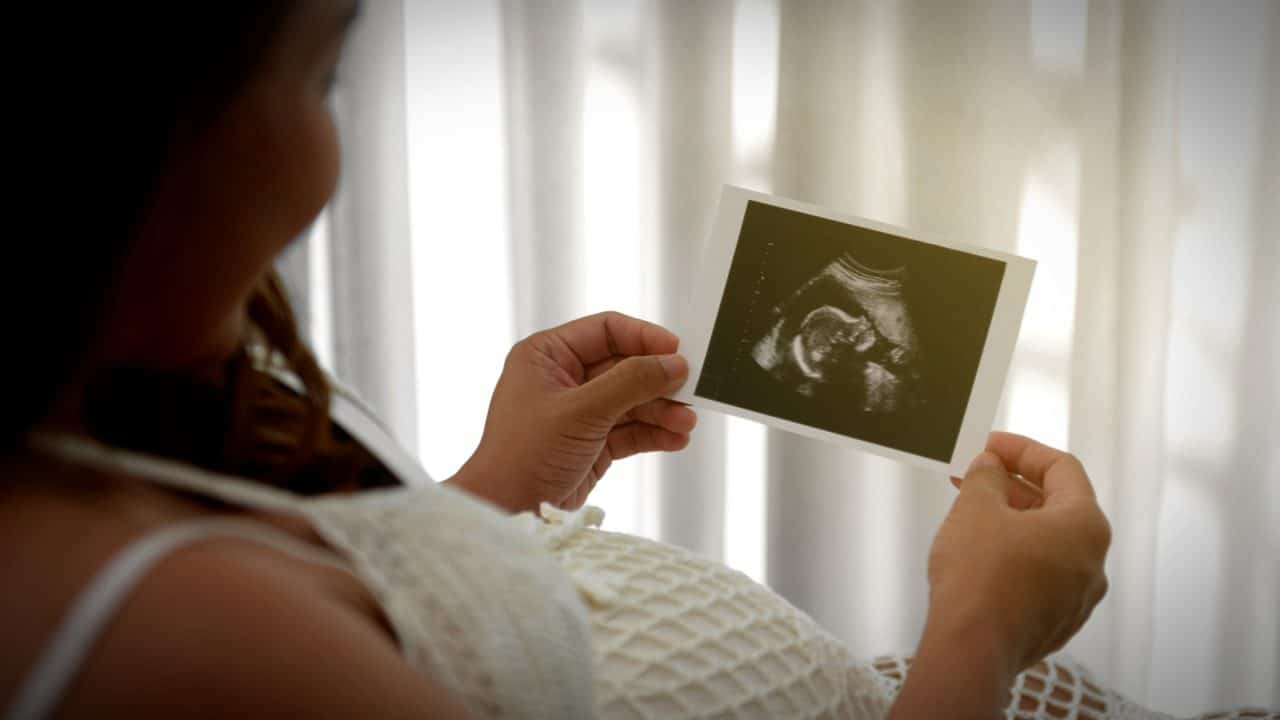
left=659, top=354, right=688, bottom=379
left=966, top=451, right=1003, bottom=474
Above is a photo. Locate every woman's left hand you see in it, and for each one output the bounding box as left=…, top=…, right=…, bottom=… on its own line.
left=445, top=312, right=696, bottom=513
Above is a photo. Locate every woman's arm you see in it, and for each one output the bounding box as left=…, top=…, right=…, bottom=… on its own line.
left=889, top=434, right=1111, bottom=719
left=888, top=616, right=1015, bottom=719
left=53, top=536, right=473, bottom=718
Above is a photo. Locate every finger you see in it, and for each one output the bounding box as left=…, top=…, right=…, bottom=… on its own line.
left=956, top=451, right=1013, bottom=502
left=952, top=468, right=1039, bottom=507
left=956, top=454, right=1043, bottom=509
left=606, top=422, right=690, bottom=461
left=591, top=452, right=611, bottom=486
left=573, top=354, right=688, bottom=420
left=564, top=480, right=590, bottom=511
left=985, top=432, right=1096, bottom=504
left=585, top=355, right=623, bottom=381
left=549, top=311, right=680, bottom=367
left=623, top=399, right=698, bottom=433
left=1008, top=473, right=1045, bottom=510
left=563, top=447, right=616, bottom=511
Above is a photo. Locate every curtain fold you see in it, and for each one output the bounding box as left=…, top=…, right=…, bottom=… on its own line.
left=500, top=0, right=587, bottom=338
left=644, top=0, right=735, bottom=560
left=299, top=1, right=1278, bottom=713
left=1094, top=0, right=1181, bottom=697
left=325, top=0, right=419, bottom=452
left=1147, top=1, right=1279, bottom=709
left=1063, top=0, right=1124, bottom=688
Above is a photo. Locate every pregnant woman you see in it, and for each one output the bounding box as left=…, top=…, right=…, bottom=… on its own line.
left=3, top=2, right=1205, bottom=719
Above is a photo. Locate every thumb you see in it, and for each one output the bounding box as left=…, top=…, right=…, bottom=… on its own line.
left=957, top=451, right=1012, bottom=502
left=573, top=354, right=688, bottom=420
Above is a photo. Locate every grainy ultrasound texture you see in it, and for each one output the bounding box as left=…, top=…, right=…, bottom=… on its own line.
left=695, top=201, right=1005, bottom=462
left=751, top=254, right=923, bottom=413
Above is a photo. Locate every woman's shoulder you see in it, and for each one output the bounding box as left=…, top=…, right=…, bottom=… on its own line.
left=0, top=464, right=465, bottom=718
left=0, top=467, right=147, bottom=705
left=46, top=523, right=449, bottom=717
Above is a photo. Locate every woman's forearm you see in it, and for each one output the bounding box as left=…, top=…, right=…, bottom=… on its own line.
left=441, top=454, right=526, bottom=513
left=888, top=614, right=1015, bottom=720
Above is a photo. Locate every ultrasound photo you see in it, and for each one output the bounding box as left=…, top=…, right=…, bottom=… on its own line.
left=693, top=200, right=1007, bottom=463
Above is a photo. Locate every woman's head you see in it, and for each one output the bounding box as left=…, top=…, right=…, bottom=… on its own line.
left=101, top=0, right=355, bottom=371
left=8, top=1, right=380, bottom=491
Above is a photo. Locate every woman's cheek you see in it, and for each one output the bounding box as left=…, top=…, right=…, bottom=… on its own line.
left=244, top=85, right=341, bottom=247
left=301, top=102, right=342, bottom=220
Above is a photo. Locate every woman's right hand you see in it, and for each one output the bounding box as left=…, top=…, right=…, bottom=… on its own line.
left=890, top=433, right=1111, bottom=718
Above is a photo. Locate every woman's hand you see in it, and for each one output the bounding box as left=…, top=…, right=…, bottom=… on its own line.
left=890, top=433, right=1111, bottom=719
left=445, top=312, right=696, bottom=513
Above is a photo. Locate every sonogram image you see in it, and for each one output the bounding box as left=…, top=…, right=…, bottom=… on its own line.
left=694, top=200, right=1005, bottom=462
left=750, top=253, right=923, bottom=413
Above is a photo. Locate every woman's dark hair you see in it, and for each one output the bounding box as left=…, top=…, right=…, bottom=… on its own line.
left=8, top=3, right=395, bottom=493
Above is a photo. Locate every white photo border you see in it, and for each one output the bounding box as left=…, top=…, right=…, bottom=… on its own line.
left=670, top=185, right=1036, bottom=476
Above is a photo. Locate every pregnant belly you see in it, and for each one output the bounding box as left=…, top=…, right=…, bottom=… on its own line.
left=545, top=525, right=892, bottom=719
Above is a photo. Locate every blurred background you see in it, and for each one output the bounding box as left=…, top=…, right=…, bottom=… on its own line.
left=276, top=1, right=1279, bottom=715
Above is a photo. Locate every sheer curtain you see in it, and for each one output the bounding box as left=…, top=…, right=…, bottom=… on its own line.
left=278, top=1, right=1279, bottom=715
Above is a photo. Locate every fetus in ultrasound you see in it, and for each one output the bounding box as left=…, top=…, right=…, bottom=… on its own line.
left=751, top=253, right=923, bottom=413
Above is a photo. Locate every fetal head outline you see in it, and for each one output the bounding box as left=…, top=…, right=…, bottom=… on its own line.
left=790, top=305, right=877, bottom=381
left=751, top=253, right=923, bottom=411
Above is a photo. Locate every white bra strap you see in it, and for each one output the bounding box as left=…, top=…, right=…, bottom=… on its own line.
left=5, top=519, right=353, bottom=720
left=26, top=434, right=301, bottom=514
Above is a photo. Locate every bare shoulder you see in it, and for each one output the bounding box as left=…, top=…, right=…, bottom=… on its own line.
left=0, top=468, right=470, bottom=719
left=52, top=527, right=473, bottom=719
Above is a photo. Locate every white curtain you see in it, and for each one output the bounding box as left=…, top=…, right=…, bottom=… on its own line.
left=278, top=1, right=1280, bottom=715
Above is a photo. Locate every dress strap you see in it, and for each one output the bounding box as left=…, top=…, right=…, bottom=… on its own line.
left=264, top=364, right=435, bottom=487
left=26, top=433, right=301, bottom=514
left=5, top=518, right=353, bottom=720
left=327, top=380, right=434, bottom=487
